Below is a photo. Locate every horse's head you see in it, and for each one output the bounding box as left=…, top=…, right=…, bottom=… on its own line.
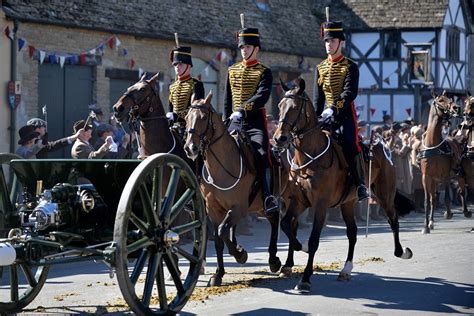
left=184, top=91, right=214, bottom=160
left=464, top=93, right=474, bottom=118
left=112, top=72, right=161, bottom=122
left=431, top=90, right=459, bottom=119
left=273, top=78, right=311, bottom=149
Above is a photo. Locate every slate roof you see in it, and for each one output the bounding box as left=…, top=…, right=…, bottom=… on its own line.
left=1, top=0, right=327, bottom=57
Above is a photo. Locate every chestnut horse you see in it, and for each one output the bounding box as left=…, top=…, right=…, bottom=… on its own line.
left=273, top=80, right=412, bottom=293
left=184, top=92, right=291, bottom=286
left=457, top=95, right=474, bottom=213
left=419, top=92, right=471, bottom=234
left=113, top=73, right=183, bottom=159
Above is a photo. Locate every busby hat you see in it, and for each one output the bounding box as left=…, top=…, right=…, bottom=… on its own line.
left=18, top=125, right=40, bottom=145
left=321, top=21, right=345, bottom=41
left=237, top=27, right=261, bottom=48
left=170, top=46, right=193, bottom=67
left=73, top=120, right=93, bottom=134
left=26, top=117, right=47, bottom=128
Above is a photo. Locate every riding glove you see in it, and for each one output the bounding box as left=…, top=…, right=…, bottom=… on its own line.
left=166, top=112, right=176, bottom=121
left=321, top=107, right=334, bottom=120
left=230, top=111, right=243, bottom=121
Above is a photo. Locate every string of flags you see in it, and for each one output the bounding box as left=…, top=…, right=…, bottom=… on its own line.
left=4, top=25, right=231, bottom=80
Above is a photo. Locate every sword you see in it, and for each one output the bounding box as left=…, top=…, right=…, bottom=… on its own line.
left=42, top=105, right=48, bottom=133
left=366, top=130, right=375, bottom=238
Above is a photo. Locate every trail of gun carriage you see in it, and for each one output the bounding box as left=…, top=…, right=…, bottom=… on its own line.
left=1, top=0, right=473, bottom=315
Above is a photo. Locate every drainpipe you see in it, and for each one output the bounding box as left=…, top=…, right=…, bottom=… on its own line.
left=9, top=19, right=18, bottom=153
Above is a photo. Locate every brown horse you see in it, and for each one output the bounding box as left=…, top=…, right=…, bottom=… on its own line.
left=184, top=92, right=291, bottom=286
left=457, top=95, right=474, bottom=213
left=113, top=73, right=183, bottom=159
left=273, top=79, right=412, bottom=293
left=419, top=92, right=471, bottom=234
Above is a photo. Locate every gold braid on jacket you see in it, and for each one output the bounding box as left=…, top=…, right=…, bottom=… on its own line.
left=169, top=78, right=195, bottom=119
left=228, top=62, right=267, bottom=112
left=317, top=57, right=350, bottom=110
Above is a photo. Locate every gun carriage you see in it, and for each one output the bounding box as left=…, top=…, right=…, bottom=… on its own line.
left=0, top=153, right=207, bottom=315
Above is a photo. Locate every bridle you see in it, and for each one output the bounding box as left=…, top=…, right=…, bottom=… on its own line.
left=122, top=80, right=165, bottom=122
left=186, top=105, right=225, bottom=155
left=432, top=96, right=458, bottom=119
left=278, top=92, right=312, bottom=140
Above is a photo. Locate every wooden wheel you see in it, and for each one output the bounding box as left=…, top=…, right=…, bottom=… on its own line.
left=0, top=262, right=49, bottom=313
left=114, top=153, right=206, bottom=315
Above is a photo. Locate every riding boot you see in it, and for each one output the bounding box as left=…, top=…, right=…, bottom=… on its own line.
left=261, top=167, right=278, bottom=216
left=351, top=153, right=369, bottom=201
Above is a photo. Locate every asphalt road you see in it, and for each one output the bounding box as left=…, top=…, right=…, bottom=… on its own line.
left=6, top=207, right=474, bottom=315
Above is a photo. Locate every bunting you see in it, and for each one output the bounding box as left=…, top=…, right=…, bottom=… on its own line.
left=370, top=108, right=376, bottom=117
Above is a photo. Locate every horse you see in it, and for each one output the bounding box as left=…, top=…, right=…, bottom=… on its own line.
left=183, top=92, right=291, bottom=286
left=457, top=95, right=474, bottom=213
left=419, top=91, right=471, bottom=234
left=272, top=79, right=412, bottom=293
left=112, top=72, right=183, bottom=159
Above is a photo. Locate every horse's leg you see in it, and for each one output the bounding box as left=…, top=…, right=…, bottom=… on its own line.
left=218, top=209, right=248, bottom=264
left=280, top=198, right=305, bottom=251
left=294, top=202, right=327, bottom=293
left=280, top=216, right=299, bottom=277
left=429, top=181, right=437, bottom=229
left=208, top=226, right=226, bottom=287
left=458, top=177, right=472, bottom=218
left=422, top=175, right=431, bottom=234
left=337, top=201, right=358, bottom=281
left=443, top=182, right=453, bottom=220
left=266, top=213, right=282, bottom=273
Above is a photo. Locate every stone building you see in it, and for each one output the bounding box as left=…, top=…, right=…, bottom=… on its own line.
left=1, top=0, right=325, bottom=156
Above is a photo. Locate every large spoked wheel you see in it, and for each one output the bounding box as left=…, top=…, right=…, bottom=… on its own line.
left=0, top=261, right=49, bottom=313
left=114, top=153, right=207, bottom=315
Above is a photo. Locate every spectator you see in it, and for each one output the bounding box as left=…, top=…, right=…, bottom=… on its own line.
left=71, top=120, right=112, bottom=159
left=410, top=126, right=424, bottom=212
left=15, top=125, right=43, bottom=158
left=94, top=124, right=130, bottom=159
left=388, top=122, right=412, bottom=195
left=27, top=117, right=83, bottom=158
left=357, top=120, right=368, bottom=143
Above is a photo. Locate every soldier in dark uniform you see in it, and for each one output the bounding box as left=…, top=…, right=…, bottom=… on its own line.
left=316, top=20, right=369, bottom=201
left=166, top=45, right=205, bottom=132
left=224, top=25, right=278, bottom=215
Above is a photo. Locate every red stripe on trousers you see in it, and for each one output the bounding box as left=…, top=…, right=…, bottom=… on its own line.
left=350, top=101, right=362, bottom=153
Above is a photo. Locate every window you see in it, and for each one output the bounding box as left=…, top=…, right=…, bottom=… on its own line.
left=446, top=26, right=460, bottom=61
left=383, top=31, right=399, bottom=59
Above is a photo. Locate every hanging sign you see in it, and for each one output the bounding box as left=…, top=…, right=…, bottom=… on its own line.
left=7, top=81, right=21, bottom=109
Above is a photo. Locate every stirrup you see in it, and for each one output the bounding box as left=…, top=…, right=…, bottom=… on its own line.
left=357, top=185, right=369, bottom=201
left=264, top=195, right=279, bottom=216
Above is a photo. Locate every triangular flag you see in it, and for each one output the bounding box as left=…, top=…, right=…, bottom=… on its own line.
left=70, top=55, right=78, bottom=65
left=115, top=36, right=121, bottom=48
left=80, top=52, right=86, bottom=65
left=129, top=58, right=135, bottom=69
left=28, top=45, right=36, bottom=58
left=138, top=67, right=144, bottom=78
left=98, top=43, right=105, bottom=55
left=49, top=54, right=57, bottom=64
left=122, top=48, right=128, bottom=56
left=406, top=108, right=412, bottom=116
left=216, top=51, right=222, bottom=62
left=18, top=38, right=25, bottom=51
left=4, top=26, right=14, bottom=40
left=383, top=77, right=390, bottom=85
left=382, top=110, right=388, bottom=116
left=39, top=50, right=46, bottom=64
left=59, top=56, right=66, bottom=68
left=197, top=74, right=202, bottom=81
left=220, top=51, right=227, bottom=61
left=89, top=48, right=96, bottom=55
left=370, top=108, right=376, bottom=116
left=108, top=36, right=114, bottom=49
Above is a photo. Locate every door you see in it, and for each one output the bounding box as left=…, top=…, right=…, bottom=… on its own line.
left=38, top=65, right=93, bottom=158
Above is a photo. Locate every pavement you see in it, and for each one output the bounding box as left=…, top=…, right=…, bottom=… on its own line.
left=4, top=207, right=473, bottom=315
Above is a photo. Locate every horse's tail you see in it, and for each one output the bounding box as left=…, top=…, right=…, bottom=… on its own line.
left=394, top=190, right=416, bottom=216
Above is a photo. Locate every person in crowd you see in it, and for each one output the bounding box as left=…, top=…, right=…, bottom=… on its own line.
left=388, top=122, right=412, bottom=195
left=94, top=123, right=130, bottom=159
left=27, top=117, right=84, bottom=158
left=71, top=120, right=112, bottom=159
left=409, top=125, right=425, bottom=212
left=224, top=21, right=278, bottom=215
left=382, top=114, right=393, bottom=131
left=315, top=18, right=368, bottom=201
left=15, top=125, right=43, bottom=158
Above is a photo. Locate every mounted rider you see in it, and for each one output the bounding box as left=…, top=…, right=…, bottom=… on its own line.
left=315, top=12, right=369, bottom=201
left=167, top=33, right=205, bottom=134
left=224, top=14, right=278, bottom=216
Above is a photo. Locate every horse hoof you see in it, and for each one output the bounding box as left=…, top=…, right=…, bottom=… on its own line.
left=235, top=249, right=248, bottom=264
left=337, top=272, right=351, bottom=281
left=464, top=211, right=472, bottom=218
left=294, top=281, right=311, bottom=293
left=301, top=240, right=309, bottom=253
left=421, top=227, right=430, bottom=234
left=428, top=221, right=434, bottom=230
left=279, top=266, right=292, bottom=278
left=207, top=274, right=222, bottom=287
left=269, top=257, right=282, bottom=273
left=444, top=211, right=453, bottom=220
left=401, top=247, right=413, bottom=259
